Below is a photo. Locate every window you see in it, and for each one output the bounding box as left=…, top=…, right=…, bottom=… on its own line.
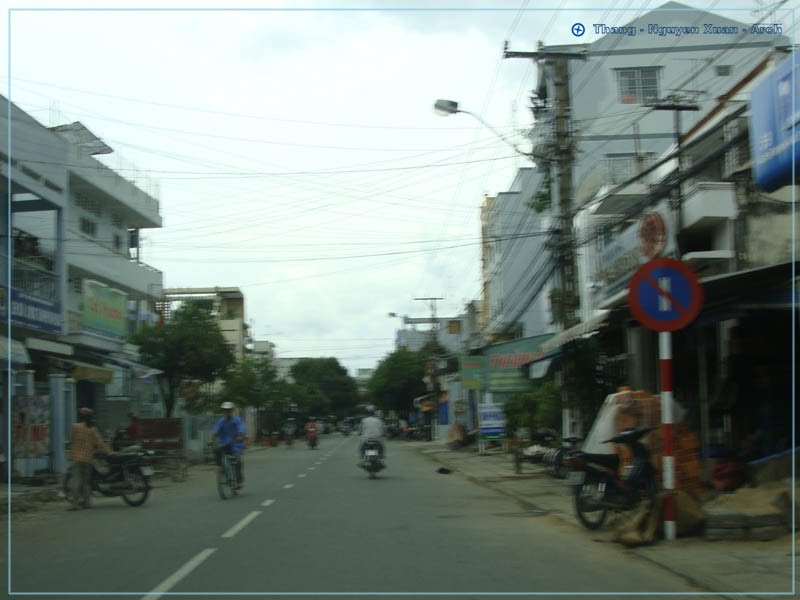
left=447, top=320, right=462, bottom=335
left=79, top=217, right=97, bottom=237
left=715, top=65, right=732, bottom=77
left=616, top=67, right=661, bottom=104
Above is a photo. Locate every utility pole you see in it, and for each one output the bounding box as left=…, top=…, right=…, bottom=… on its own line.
left=413, top=297, right=444, bottom=344
left=504, top=41, right=586, bottom=438
left=645, top=93, right=699, bottom=258
left=503, top=41, right=585, bottom=328
left=414, top=297, right=444, bottom=441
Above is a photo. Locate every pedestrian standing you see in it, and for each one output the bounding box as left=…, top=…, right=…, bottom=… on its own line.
left=68, top=407, right=112, bottom=510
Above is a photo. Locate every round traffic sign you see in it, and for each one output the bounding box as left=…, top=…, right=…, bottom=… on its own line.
left=628, top=258, right=703, bottom=331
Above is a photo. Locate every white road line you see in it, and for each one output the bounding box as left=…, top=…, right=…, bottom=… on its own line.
left=141, top=547, right=216, bottom=600
left=308, top=467, right=316, bottom=470
left=283, top=483, right=294, bottom=489
left=221, top=510, right=262, bottom=538
left=298, top=473, right=307, bottom=478
left=261, top=499, right=275, bottom=507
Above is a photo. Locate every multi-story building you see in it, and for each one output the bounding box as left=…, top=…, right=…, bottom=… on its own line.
left=480, top=2, right=789, bottom=439
left=572, top=48, right=797, bottom=476
left=394, top=314, right=470, bottom=354
left=481, top=169, right=555, bottom=342
left=2, top=97, right=164, bottom=475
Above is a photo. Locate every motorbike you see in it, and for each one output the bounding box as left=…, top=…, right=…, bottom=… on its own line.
left=360, top=438, right=385, bottom=479
left=306, top=431, right=318, bottom=449
left=566, top=426, right=658, bottom=530
left=63, top=449, right=155, bottom=507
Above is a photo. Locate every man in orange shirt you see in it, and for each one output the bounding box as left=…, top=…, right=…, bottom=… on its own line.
left=68, top=407, right=112, bottom=510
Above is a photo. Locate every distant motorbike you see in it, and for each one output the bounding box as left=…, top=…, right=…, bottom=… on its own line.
left=360, top=438, right=385, bottom=479
left=306, top=431, right=318, bottom=449
left=63, top=449, right=155, bottom=507
left=566, top=426, right=658, bottom=530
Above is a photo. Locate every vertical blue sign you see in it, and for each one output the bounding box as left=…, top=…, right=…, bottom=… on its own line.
left=749, top=56, right=799, bottom=192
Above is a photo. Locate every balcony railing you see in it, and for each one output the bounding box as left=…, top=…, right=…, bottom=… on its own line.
left=9, top=255, right=58, bottom=303
left=575, top=156, right=655, bottom=205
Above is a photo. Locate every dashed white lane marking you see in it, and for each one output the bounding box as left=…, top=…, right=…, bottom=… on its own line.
left=283, top=483, right=294, bottom=489
left=141, top=547, right=216, bottom=600
left=261, top=499, right=275, bottom=507
left=222, top=511, right=262, bottom=538
left=308, top=467, right=316, bottom=470
left=298, top=473, right=307, bottom=478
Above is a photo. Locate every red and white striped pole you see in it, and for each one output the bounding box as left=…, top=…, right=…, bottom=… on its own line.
left=659, top=330, right=676, bottom=540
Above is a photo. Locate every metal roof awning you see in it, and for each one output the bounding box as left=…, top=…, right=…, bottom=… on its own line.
left=1, top=337, right=32, bottom=366
left=64, top=360, right=114, bottom=384
left=103, top=353, right=163, bottom=379
left=537, top=310, right=612, bottom=358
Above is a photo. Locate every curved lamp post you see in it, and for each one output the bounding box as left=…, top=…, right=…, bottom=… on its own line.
left=433, top=98, right=544, bottom=162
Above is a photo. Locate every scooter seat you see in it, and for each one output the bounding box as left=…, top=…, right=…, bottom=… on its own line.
left=107, top=452, right=141, bottom=464
left=579, top=452, right=620, bottom=470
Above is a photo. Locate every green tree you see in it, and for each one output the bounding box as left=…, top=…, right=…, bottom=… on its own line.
left=130, top=303, right=234, bottom=416
left=220, top=356, right=282, bottom=410
left=367, top=348, right=428, bottom=416
left=288, top=358, right=358, bottom=418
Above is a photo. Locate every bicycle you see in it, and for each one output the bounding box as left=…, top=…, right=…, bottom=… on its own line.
left=216, top=449, right=241, bottom=500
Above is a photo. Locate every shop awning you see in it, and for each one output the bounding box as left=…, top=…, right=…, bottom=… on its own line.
left=537, top=310, right=611, bottom=358
left=103, top=353, right=163, bottom=379
left=1, top=337, right=31, bottom=366
left=66, top=360, right=114, bottom=384
left=529, top=358, right=554, bottom=379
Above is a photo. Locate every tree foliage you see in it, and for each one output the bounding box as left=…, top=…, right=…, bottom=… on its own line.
left=130, top=302, right=234, bottom=416
left=503, top=380, right=562, bottom=437
left=287, top=358, right=358, bottom=418
left=367, top=347, right=428, bottom=416
left=220, top=356, right=283, bottom=410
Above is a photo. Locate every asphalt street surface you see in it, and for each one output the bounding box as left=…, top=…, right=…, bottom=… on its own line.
left=4, top=434, right=723, bottom=599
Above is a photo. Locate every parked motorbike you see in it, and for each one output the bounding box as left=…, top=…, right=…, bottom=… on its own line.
left=360, top=438, right=385, bottom=479
left=63, top=449, right=155, bottom=507
left=566, top=426, right=658, bottom=530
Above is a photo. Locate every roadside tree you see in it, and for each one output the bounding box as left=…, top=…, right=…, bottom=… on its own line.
left=130, top=303, right=234, bottom=416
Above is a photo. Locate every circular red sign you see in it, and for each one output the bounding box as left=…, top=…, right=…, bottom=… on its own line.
left=638, top=212, right=667, bottom=259
left=628, top=258, right=703, bottom=331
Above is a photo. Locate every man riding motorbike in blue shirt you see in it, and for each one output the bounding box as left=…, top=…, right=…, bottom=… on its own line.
left=213, top=401, right=246, bottom=489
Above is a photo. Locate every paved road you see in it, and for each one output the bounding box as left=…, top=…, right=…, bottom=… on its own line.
left=4, top=434, right=720, bottom=599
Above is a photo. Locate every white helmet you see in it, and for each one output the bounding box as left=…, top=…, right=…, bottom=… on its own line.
left=220, top=401, right=235, bottom=410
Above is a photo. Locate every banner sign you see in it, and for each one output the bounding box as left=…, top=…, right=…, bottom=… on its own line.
left=594, top=199, right=676, bottom=306
left=82, top=280, right=127, bottom=338
left=478, top=402, right=506, bottom=439
left=2, top=286, right=62, bottom=333
left=459, top=355, right=484, bottom=390
left=484, top=335, right=551, bottom=393
left=12, top=395, right=51, bottom=460
left=750, top=56, right=799, bottom=192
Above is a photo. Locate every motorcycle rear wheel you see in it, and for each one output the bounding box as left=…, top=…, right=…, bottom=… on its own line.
left=121, top=470, right=150, bottom=506
left=575, top=480, right=608, bottom=530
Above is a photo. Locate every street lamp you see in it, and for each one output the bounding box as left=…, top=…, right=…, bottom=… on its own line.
left=433, top=98, right=546, bottom=163
left=388, top=312, right=408, bottom=350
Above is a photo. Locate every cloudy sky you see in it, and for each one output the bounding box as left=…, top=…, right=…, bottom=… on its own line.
left=3, top=0, right=791, bottom=374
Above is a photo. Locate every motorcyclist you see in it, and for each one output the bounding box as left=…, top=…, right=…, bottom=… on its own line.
left=212, top=401, right=245, bottom=489
left=358, top=405, right=385, bottom=464
left=304, top=418, right=319, bottom=447
left=283, top=419, right=297, bottom=445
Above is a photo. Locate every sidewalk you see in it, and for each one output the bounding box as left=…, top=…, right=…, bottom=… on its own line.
left=415, top=441, right=798, bottom=599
